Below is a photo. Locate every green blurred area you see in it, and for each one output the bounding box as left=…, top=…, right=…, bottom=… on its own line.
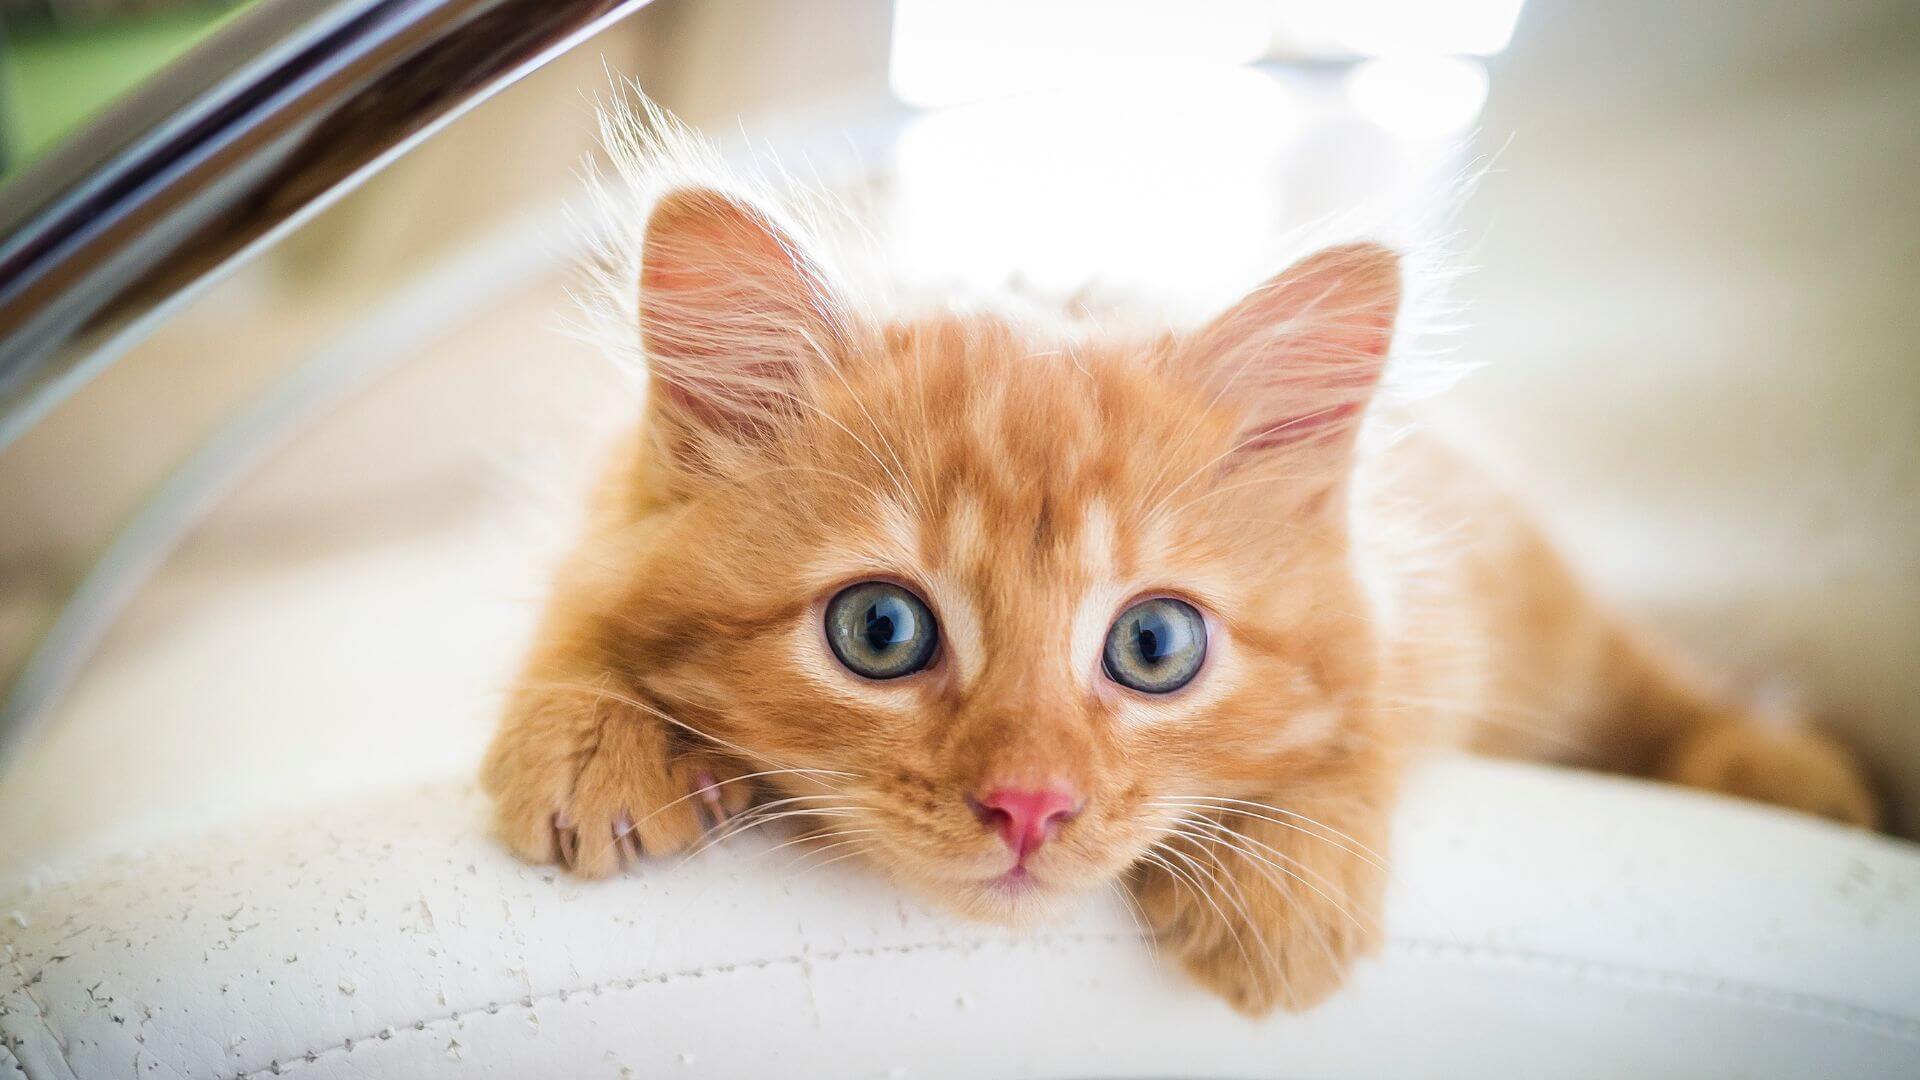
left=2, top=3, right=253, bottom=177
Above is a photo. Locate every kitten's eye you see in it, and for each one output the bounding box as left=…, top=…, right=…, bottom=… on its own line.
left=825, top=581, right=939, bottom=680
left=1103, top=597, right=1207, bottom=694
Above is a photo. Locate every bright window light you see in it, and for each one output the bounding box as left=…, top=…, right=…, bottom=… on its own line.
left=890, top=69, right=1304, bottom=296
left=889, top=0, right=1273, bottom=109
left=1283, top=0, right=1528, bottom=58
left=1345, top=56, right=1490, bottom=141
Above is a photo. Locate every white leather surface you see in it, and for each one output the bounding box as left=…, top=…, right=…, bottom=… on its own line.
left=3, top=757, right=1916, bottom=1079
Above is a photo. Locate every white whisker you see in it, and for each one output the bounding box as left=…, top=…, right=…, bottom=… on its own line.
left=1152, top=795, right=1387, bottom=869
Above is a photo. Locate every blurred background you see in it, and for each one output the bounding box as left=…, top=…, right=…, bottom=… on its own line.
left=0, top=0, right=1915, bottom=863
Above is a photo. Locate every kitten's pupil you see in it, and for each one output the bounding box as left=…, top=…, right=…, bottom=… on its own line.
left=1137, top=624, right=1162, bottom=664
left=864, top=606, right=899, bottom=649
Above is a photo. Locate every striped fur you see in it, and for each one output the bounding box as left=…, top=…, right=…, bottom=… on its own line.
left=482, top=106, right=1877, bottom=1015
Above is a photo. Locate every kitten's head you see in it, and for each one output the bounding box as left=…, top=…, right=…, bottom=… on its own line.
left=610, top=187, right=1400, bottom=923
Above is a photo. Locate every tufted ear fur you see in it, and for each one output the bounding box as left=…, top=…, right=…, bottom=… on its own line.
left=1177, top=242, right=1402, bottom=472
left=638, top=187, right=851, bottom=450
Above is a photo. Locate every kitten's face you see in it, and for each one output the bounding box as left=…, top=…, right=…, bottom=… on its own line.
left=614, top=189, right=1398, bottom=923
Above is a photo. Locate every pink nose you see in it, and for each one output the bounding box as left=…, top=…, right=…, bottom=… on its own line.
left=970, top=787, right=1082, bottom=860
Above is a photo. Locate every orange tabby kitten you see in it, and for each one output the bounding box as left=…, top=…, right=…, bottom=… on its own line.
left=482, top=160, right=1878, bottom=1015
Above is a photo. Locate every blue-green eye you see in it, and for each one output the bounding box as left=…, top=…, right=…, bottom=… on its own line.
left=825, top=582, right=939, bottom=679
left=1103, top=597, right=1207, bottom=693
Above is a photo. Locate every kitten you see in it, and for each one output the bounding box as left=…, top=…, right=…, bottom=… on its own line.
left=481, top=142, right=1878, bottom=1016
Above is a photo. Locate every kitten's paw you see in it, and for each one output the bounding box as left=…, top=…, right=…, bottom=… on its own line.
left=483, top=712, right=755, bottom=878
left=553, top=754, right=757, bottom=878
left=1176, top=897, right=1378, bottom=1016
left=1133, top=840, right=1384, bottom=1015
left=1662, top=724, right=1879, bottom=828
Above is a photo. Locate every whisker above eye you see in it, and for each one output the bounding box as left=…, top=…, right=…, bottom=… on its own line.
left=802, top=342, right=936, bottom=523
left=718, top=461, right=892, bottom=507
left=1155, top=473, right=1327, bottom=524
left=1143, top=402, right=1355, bottom=525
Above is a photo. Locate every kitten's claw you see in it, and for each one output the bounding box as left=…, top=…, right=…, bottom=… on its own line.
left=694, top=769, right=732, bottom=829
left=552, top=812, right=579, bottom=869
left=483, top=705, right=758, bottom=879
left=613, top=812, right=640, bottom=862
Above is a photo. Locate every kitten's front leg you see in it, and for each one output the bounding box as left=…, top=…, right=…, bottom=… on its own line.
left=1131, top=782, right=1392, bottom=1015
left=480, top=673, right=755, bottom=878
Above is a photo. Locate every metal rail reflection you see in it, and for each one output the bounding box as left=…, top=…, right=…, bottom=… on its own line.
left=0, top=0, right=653, bottom=448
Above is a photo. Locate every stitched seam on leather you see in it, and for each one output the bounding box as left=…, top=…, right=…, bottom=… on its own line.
left=230, top=932, right=1139, bottom=1078
left=0, top=933, right=79, bottom=1080
left=228, top=928, right=1920, bottom=1078
left=1392, top=937, right=1920, bottom=1042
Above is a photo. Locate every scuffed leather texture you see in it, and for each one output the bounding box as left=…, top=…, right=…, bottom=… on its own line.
left=2, top=757, right=1916, bottom=1078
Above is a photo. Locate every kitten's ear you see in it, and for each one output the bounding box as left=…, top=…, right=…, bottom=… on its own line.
left=1178, top=242, right=1401, bottom=465
left=638, top=187, right=848, bottom=443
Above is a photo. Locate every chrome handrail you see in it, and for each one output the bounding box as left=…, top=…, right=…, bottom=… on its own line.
left=0, top=0, right=655, bottom=449
left=0, top=0, right=658, bottom=763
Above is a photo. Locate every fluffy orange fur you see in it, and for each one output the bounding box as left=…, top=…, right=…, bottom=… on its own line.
left=482, top=151, right=1878, bottom=1016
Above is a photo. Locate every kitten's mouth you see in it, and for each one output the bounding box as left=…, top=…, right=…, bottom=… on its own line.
left=990, top=865, right=1035, bottom=888
left=979, top=862, right=1067, bottom=901
left=943, top=855, right=1040, bottom=893
left=951, top=862, right=1090, bottom=926
left=973, top=866, right=1051, bottom=909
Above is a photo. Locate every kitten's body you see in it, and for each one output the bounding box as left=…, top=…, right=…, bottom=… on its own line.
left=1363, top=425, right=1870, bottom=796
left=483, top=158, right=1876, bottom=1015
